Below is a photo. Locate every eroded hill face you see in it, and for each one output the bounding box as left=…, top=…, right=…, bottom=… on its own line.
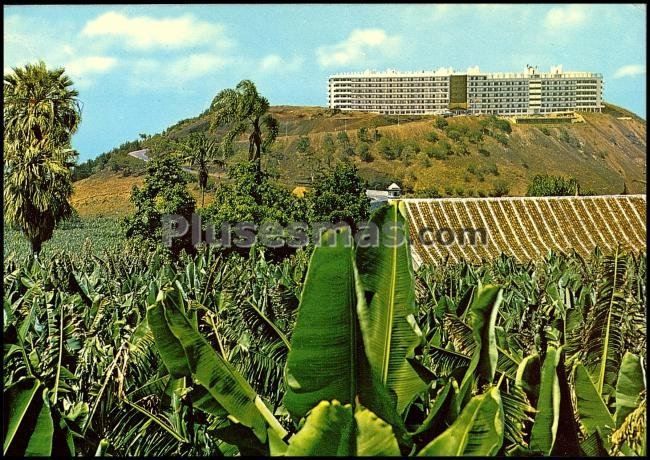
left=72, top=104, right=646, bottom=216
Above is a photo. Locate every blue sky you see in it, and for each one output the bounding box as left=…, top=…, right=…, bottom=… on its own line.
left=4, top=4, right=646, bottom=161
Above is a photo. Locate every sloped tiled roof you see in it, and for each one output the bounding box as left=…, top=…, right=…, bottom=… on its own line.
left=402, top=195, right=647, bottom=266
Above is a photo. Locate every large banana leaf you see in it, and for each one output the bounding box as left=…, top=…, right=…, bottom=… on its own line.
left=284, top=228, right=360, bottom=418
left=284, top=401, right=355, bottom=456
left=515, top=353, right=541, bottom=408
left=417, top=386, right=504, bottom=456
left=354, top=406, right=401, bottom=456
left=25, top=388, right=54, bottom=456
left=575, top=362, right=615, bottom=435
left=4, top=377, right=42, bottom=455
left=584, top=249, right=627, bottom=397
left=614, top=352, right=645, bottom=427
left=3, top=380, right=73, bottom=456
left=282, top=400, right=402, bottom=456
left=552, top=349, right=581, bottom=456
left=148, top=287, right=278, bottom=443
left=458, top=285, right=503, bottom=404
left=529, top=346, right=561, bottom=455
left=355, top=202, right=427, bottom=414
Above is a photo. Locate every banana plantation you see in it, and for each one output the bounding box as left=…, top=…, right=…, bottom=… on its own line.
left=3, top=202, right=647, bottom=456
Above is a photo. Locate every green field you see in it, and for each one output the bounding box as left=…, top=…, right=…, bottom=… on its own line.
left=4, top=202, right=646, bottom=456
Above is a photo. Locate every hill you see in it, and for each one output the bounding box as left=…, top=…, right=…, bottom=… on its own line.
left=72, top=103, right=646, bottom=216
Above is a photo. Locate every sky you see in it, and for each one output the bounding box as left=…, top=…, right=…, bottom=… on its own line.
left=4, top=4, right=647, bottom=161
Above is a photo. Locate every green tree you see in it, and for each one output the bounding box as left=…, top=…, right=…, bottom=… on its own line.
left=201, top=161, right=307, bottom=258
left=426, top=131, right=439, bottom=143
left=178, top=133, right=220, bottom=207
left=322, top=133, right=336, bottom=156
left=307, top=163, right=370, bottom=232
left=357, top=127, right=370, bottom=143
left=337, top=130, right=351, bottom=151
left=123, top=155, right=196, bottom=256
left=297, top=135, right=311, bottom=154
left=357, top=142, right=373, bottom=162
left=434, top=116, right=448, bottom=129
left=526, top=174, right=583, bottom=197
left=209, top=80, right=278, bottom=168
left=491, top=180, right=510, bottom=197
left=3, top=61, right=81, bottom=255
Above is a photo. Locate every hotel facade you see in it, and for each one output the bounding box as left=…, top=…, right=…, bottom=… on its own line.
left=327, top=65, right=603, bottom=116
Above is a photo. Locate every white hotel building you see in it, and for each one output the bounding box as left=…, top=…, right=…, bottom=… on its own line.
left=327, top=65, right=603, bottom=116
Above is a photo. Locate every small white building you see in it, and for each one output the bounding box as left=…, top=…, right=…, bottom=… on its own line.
left=366, top=183, right=401, bottom=210
left=387, top=183, right=402, bottom=198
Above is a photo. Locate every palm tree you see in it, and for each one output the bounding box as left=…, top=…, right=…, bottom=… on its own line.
left=3, top=61, right=81, bottom=255
left=178, top=133, right=220, bottom=207
left=209, top=80, right=278, bottom=169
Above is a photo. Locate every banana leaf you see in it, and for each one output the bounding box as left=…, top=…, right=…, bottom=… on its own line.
left=355, top=202, right=427, bottom=415
left=283, top=227, right=404, bottom=438
left=614, top=352, right=645, bottom=427
left=284, top=227, right=361, bottom=418
left=284, top=401, right=355, bottom=456
left=458, top=285, right=503, bottom=405
left=417, top=386, right=504, bottom=456
left=529, top=346, right=561, bottom=455
left=575, top=362, right=615, bottom=435
left=148, top=287, right=278, bottom=443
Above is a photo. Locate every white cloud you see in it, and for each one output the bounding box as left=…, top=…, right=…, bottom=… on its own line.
left=613, top=64, right=646, bottom=79
left=259, top=54, right=303, bottom=73
left=81, top=11, right=232, bottom=50
left=65, top=56, right=117, bottom=76
left=128, top=53, right=230, bottom=89
left=317, top=28, right=401, bottom=68
left=544, top=5, right=588, bottom=30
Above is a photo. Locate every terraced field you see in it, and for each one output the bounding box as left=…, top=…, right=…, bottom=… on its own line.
left=403, top=195, right=647, bottom=266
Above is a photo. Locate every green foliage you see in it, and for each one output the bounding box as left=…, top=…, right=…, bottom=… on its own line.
left=540, top=127, right=551, bottom=136
left=296, top=135, right=311, bottom=154
left=426, top=131, right=439, bottom=143
left=526, top=174, right=581, bottom=197
left=446, top=128, right=463, bottom=142
left=357, top=127, right=369, bottom=143
left=491, top=180, right=510, bottom=197
left=123, top=155, right=196, bottom=256
left=3, top=193, right=646, bottom=457
left=434, top=116, right=448, bottom=129
left=377, top=137, right=403, bottom=160
left=209, top=80, right=277, bottom=166
left=306, top=163, right=370, bottom=232
left=4, top=61, right=81, bottom=254
left=201, top=161, right=306, bottom=258
left=357, top=142, right=372, bottom=162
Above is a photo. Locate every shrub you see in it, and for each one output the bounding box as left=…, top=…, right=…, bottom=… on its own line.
left=446, top=128, right=463, bottom=142
left=357, top=142, right=372, bottom=162
left=434, top=116, right=448, bottom=129
left=426, top=131, right=439, bottom=143
left=478, top=190, right=487, bottom=197
left=444, top=186, right=454, bottom=196
left=377, top=137, right=403, bottom=160
left=492, top=180, right=510, bottom=197
left=526, top=174, right=582, bottom=196
left=540, top=127, right=551, bottom=136
left=456, top=187, right=465, bottom=197
left=494, top=133, right=509, bottom=145
left=357, top=127, right=369, bottom=143
left=494, top=118, right=512, bottom=133
left=479, top=148, right=491, bottom=157
left=296, top=135, right=310, bottom=154
left=417, top=152, right=432, bottom=167
left=411, top=186, right=441, bottom=198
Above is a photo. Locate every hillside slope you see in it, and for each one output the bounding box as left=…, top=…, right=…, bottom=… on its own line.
left=72, top=103, right=646, bottom=216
